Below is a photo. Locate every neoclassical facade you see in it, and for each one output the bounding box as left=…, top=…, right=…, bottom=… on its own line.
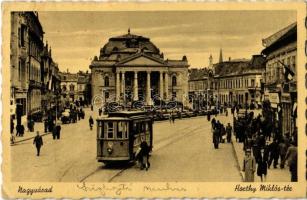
left=90, top=30, right=189, bottom=107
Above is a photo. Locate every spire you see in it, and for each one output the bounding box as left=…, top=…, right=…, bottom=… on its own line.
left=219, top=48, right=223, bottom=63
left=128, top=27, right=130, bottom=35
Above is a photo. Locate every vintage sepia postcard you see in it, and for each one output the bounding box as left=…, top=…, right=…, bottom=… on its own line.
left=2, top=2, right=307, bottom=198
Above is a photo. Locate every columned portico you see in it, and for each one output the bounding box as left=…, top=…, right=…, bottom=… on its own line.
left=116, top=72, right=120, bottom=101
left=146, top=71, right=151, bottom=105
left=121, top=72, right=125, bottom=101
left=133, top=71, right=138, bottom=101
left=164, top=72, right=169, bottom=100
left=159, top=72, right=164, bottom=98
left=90, top=30, right=189, bottom=108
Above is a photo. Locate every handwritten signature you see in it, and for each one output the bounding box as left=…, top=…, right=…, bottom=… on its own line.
left=76, top=182, right=132, bottom=196
left=144, top=183, right=187, bottom=192
left=76, top=182, right=187, bottom=196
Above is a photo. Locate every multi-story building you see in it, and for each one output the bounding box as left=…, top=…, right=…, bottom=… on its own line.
left=77, top=71, right=91, bottom=106
left=59, top=70, right=91, bottom=107
left=10, top=11, right=44, bottom=124
left=213, top=55, right=265, bottom=107
left=90, top=29, right=189, bottom=107
left=261, top=22, right=297, bottom=136
left=41, top=43, right=61, bottom=115
left=188, top=68, right=214, bottom=110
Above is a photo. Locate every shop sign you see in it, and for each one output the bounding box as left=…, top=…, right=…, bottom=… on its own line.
left=281, top=93, right=291, bottom=103
left=269, top=93, right=279, bottom=104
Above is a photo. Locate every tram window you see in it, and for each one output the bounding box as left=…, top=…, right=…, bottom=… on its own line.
left=145, top=123, right=149, bottom=131
left=107, top=122, right=114, bottom=138
left=117, top=122, right=123, bottom=139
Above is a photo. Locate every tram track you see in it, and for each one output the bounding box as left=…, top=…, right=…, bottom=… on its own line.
left=103, top=125, right=204, bottom=182
left=79, top=120, right=206, bottom=182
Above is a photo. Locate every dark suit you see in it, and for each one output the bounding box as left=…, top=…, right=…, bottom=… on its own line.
left=33, top=135, right=43, bottom=156
left=257, top=152, right=268, bottom=177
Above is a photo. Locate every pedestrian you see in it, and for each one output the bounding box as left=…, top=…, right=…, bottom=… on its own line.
left=279, top=138, right=287, bottom=169
left=10, top=118, right=14, bottom=134
left=10, top=133, right=15, bottom=144
left=207, top=113, right=211, bottom=122
left=56, top=123, right=61, bottom=139
left=268, top=139, right=279, bottom=169
left=172, top=113, right=175, bottom=123
left=285, top=141, right=297, bottom=182
left=89, top=116, right=94, bottom=130
left=242, top=149, right=256, bottom=182
left=139, top=138, right=150, bottom=170
left=33, top=131, right=43, bottom=156
left=91, top=104, right=93, bottom=111
left=52, top=125, right=57, bottom=140
left=220, top=124, right=226, bottom=143
left=43, top=118, right=48, bottom=133
left=98, top=108, right=102, bottom=116
left=20, top=124, right=24, bottom=137
left=257, top=148, right=268, bottom=182
left=169, top=113, right=172, bottom=124
left=225, top=109, right=228, bottom=117
left=213, top=126, right=220, bottom=149
left=226, top=123, right=232, bottom=143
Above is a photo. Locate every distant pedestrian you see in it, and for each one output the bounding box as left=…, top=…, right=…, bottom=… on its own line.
left=226, top=123, right=232, bottom=143
left=52, top=125, right=57, bottom=140
left=98, top=108, right=102, bottom=116
left=207, top=113, right=211, bottom=122
left=89, top=116, right=94, bottom=130
left=285, top=141, right=297, bottom=182
left=44, top=118, right=48, bottom=133
left=56, top=123, right=61, bottom=139
left=138, top=138, right=150, bottom=170
left=257, top=148, right=268, bottom=182
left=172, top=114, right=175, bottom=123
left=91, top=104, right=93, bottom=111
left=213, top=127, right=220, bottom=149
left=20, top=125, right=24, bottom=137
left=242, top=149, right=256, bottom=182
left=268, top=139, right=279, bottom=169
left=10, top=118, right=14, bottom=134
left=33, top=131, right=43, bottom=156
left=279, top=139, right=287, bottom=169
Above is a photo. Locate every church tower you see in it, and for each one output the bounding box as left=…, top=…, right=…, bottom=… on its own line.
left=219, top=48, right=223, bottom=63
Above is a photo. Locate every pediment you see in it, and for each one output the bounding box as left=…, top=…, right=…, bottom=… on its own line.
left=117, top=55, right=165, bottom=66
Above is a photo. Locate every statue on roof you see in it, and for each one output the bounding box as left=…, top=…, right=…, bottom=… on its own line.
left=128, top=28, right=130, bottom=35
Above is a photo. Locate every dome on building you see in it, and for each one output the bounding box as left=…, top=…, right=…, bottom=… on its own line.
left=99, top=29, right=160, bottom=60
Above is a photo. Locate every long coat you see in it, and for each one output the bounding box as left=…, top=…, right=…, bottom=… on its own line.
left=257, top=153, right=268, bottom=176
left=243, top=156, right=256, bottom=182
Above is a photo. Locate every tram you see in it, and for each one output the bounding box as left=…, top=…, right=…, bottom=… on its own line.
left=96, top=111, right=153, bottom=164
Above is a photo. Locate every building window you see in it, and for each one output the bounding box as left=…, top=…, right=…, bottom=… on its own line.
left=62, top=85, right=67, bottom=92
left=105, top=91, right=109, bottom=99
left=70, top=84, right=75, bottom=91
left=20, top=24, right=26, bottom=47
left=251, top=79, right=255, bottom=87
left=104, top=76, right=109, bottom=87
left=172, top=76, right=177, bottom=87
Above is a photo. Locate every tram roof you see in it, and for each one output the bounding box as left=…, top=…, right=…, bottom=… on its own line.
left=108, top=110, right=148, bottom=117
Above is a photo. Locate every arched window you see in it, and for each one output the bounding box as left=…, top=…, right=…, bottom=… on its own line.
left=104, top=76, right=109, bottom=87
left=70, top=84, right=74, bottom=91
left=172, top=76, right=177, bottom=86
left=62, top=85, right=67, bottom=91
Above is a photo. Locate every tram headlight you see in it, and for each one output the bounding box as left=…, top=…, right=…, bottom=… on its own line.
left=107, top=142, right=113, bottom=154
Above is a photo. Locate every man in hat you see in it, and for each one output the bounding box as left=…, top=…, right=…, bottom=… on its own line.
left=33, top=131, right=43, bottom=156
left=242, top=149, right=256, bottom=182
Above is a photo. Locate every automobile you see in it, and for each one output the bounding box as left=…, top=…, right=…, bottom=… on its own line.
left=61, top=109, right=71, bottom=124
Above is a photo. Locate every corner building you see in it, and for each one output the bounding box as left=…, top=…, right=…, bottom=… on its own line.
left=90, top=30, right=189, bottom=107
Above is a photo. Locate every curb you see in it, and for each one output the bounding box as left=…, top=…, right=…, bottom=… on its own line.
left=11, top=132, right=51, bottom=146
left=230, top=138, right=244, bottom=182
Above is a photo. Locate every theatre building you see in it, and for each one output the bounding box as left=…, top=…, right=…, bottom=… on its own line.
left=90, top=30, right=189, bottom=107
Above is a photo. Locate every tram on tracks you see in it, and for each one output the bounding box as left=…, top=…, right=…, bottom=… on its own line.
left=96, top=111, right=153, bottom=165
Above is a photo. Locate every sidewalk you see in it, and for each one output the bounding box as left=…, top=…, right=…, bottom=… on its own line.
left=231, top=137, right=291, bottom=182
left=12, top=122, right=49, bottom=145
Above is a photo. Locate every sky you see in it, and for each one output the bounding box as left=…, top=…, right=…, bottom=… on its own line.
left=39, top=11, right=296, bottom=73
